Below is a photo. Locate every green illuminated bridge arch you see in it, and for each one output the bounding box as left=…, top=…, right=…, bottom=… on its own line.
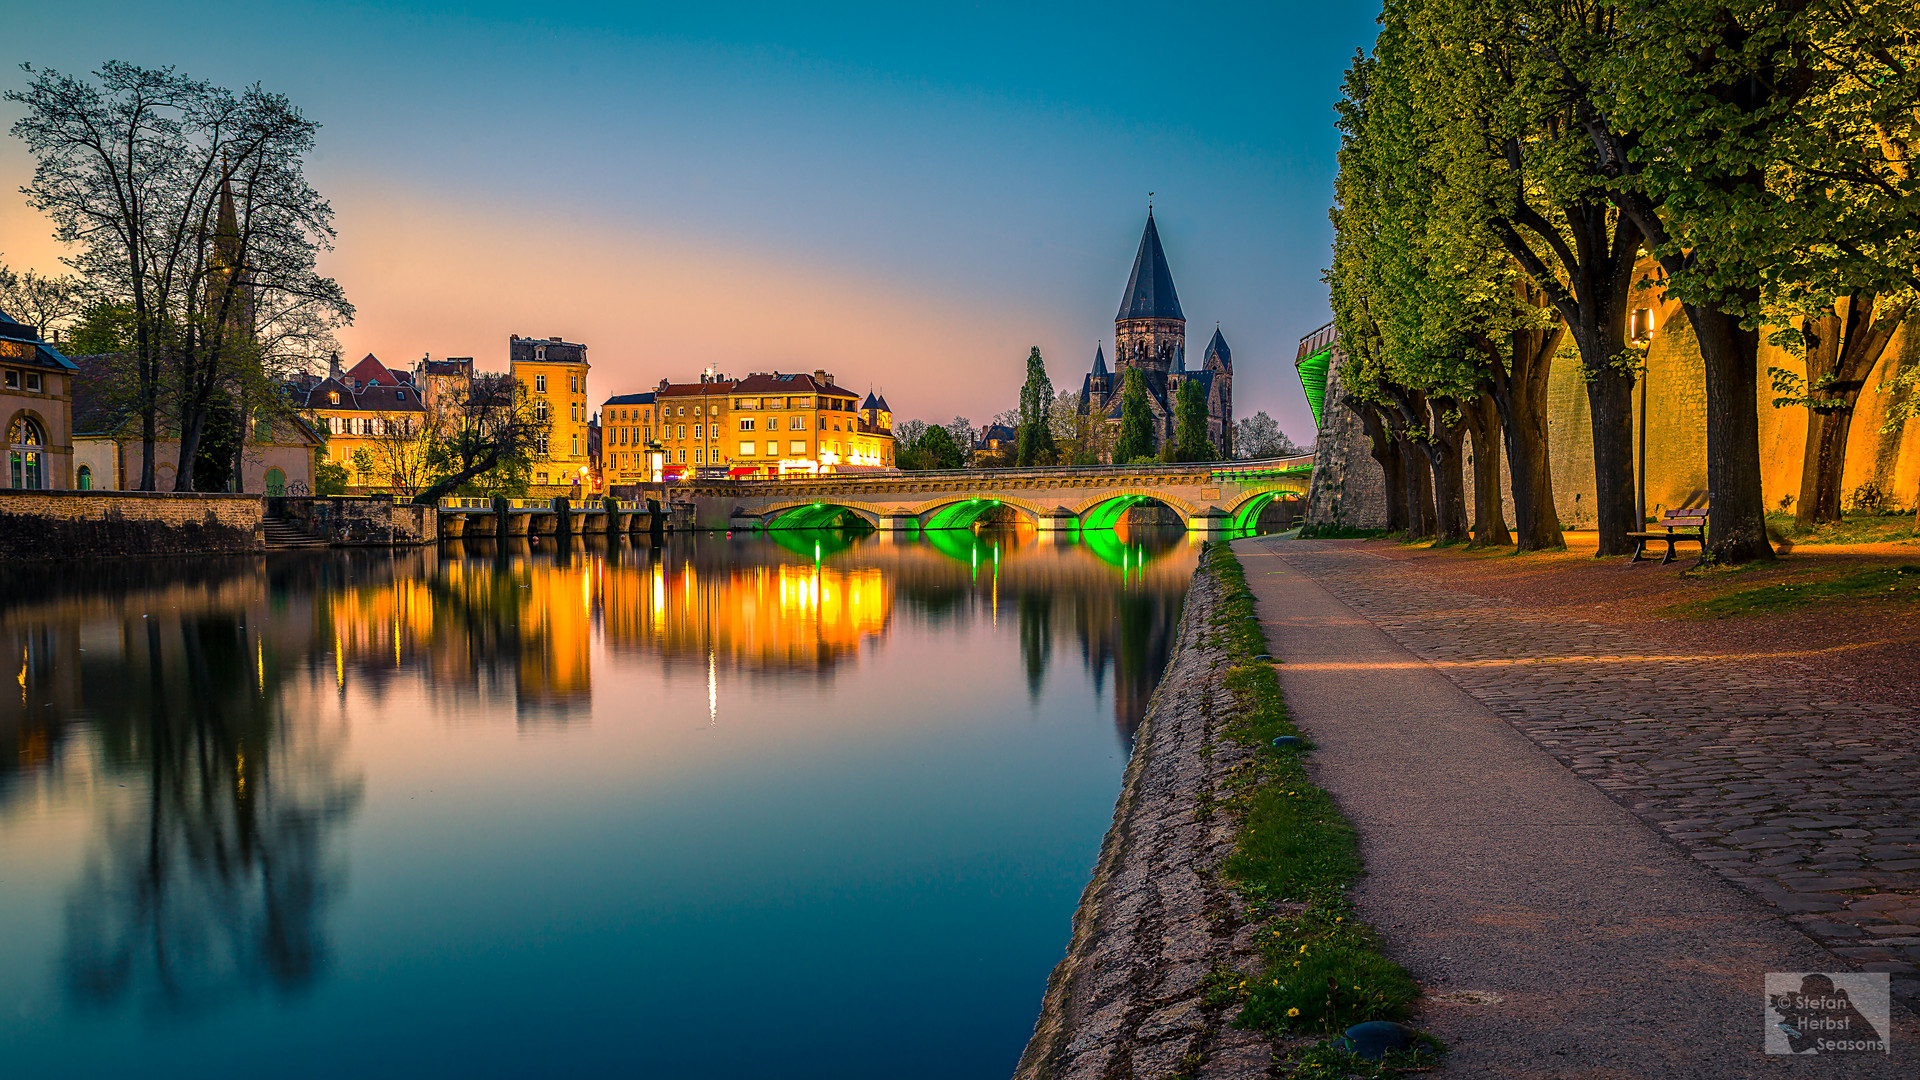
left=667, top=456, right=1313, bottom=534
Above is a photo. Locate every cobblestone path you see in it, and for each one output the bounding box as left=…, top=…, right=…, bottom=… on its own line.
left=1269, top=542, right=1920, bottom=1006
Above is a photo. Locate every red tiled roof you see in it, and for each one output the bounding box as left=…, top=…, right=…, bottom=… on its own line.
left=729, top=372, right=857, bottom=398
left=345, top=353, right=405, bottom=386
left=655, top=381, right=736, bottom=397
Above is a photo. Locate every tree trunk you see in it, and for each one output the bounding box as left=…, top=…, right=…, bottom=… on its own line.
left=1356, top=401, right=1408, bottom=533
left=1426, top=397, right=1469, bottom=545
left=1400, top=433, right=1436, bottom=540
left=1462, top=394, right=1510, bottom=546
left=1480, top=326, right=1565, bottom=551
left=1586, top=361, right=1637, bottom=556
left=1684, top=299, right=1774, bottom=563
left=1795, top=296, right=1909, bottom=526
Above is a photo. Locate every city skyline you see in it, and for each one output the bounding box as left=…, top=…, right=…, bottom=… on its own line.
left=0, top=1, right=1380, bottom=443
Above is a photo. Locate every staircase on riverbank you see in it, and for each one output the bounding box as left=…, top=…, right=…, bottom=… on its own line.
left=263, top=515, right=329, bottom=550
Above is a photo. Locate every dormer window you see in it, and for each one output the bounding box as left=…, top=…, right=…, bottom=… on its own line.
left=535, top=345, right=546, bottom=361
left=397, top=390, right=406, bottom=401
left=329, top=391, right=340, bottom=405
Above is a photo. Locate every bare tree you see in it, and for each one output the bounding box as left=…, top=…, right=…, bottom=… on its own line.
left=9, top=62, right=350, bottom=490
left=411, top=373, right=551, bottom=505
left=365, top=412, right=440, bottom=499
left=0, top=261, right=86, bottom=339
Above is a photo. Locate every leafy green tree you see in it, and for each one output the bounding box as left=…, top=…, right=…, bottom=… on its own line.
left=1413, top=0, right=1643, bottom=554
left=1016, top=347, right=1058, bottom=466
left=1113, top=367, right=1155, bottom=464
left=1580, top=1, right=1825, bottom=562
left=914, top=423, right=964, bottom=470
left=313, top=457, right=347, bottom=496
left=1172, top=378, right=1216, bottom=462
left=64, top=300, right=132, bottom=356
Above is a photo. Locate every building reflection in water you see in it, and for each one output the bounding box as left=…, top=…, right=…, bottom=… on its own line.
left=0, top=521, right=1199, bottom=1023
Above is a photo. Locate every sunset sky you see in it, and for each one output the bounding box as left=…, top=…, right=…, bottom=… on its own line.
left=1, top=1, right=1380, bottom=443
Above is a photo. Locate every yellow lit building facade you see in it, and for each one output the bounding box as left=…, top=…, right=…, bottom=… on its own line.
left=509, top=335, right=592, bottom=489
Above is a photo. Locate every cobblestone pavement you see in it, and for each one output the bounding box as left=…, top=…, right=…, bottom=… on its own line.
left=1017, top=560, right=1280, bottom=1080
left=1271, top=542, right=1920, bottom=1005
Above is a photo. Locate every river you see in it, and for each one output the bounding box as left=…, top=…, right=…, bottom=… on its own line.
left=0, top=524, right=1199, bottom=1078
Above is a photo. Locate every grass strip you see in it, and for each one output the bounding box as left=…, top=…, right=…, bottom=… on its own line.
left=1659, top=563, right=1920, bottom=618
left=1199, top=544, right=1442, bottom=1078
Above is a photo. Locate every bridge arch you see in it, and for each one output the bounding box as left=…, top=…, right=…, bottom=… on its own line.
left=1223, top=488, right=1306, bottom=532
left=919, top=495, right=1047, bottom=530
left=758, top=501, right=882, bottom=530
left=1072, top=490, right=1201, bottom=530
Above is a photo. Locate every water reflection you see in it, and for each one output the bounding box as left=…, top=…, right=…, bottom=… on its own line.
left=0, top=523, right=1201, bottom=1074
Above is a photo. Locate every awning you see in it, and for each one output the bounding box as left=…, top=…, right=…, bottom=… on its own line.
left=727, top=466, right=760, bottom=477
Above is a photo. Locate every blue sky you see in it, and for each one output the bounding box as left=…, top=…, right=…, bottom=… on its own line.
left=1, top=1, right=1382, bottom=441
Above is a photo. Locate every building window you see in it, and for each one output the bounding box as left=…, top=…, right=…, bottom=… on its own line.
left=535, top=346, right=546, bottom=361
left=694, top=449, right=703, bottom=464
left=739, top=441, right=756, bottom=456
left=537, top=471, right=548, bottom=483
left=328, top=390, right=340, bottom=405
left=677, top=424, right=686, bottom=439
left=25, top=372, right=42, bottom=393
left=255, top=418, right=272, bottom=441
left=1, top=370, right=15, bottom=389
left=767, top=441, right=779, bottom=457
left=572, top=433, right=581, bottom=455
left=677, top=449, right=687, bottom=463
left=536, top=374, right=547, bottom=392
left=77, top=464, right=92, bottom=490
left=8, top=415, right=47, bottom=489
left=739, top=418, right=754, bottom=431
left=790, top=416, right=804, bottom=430
left=535, top=401, right=549, bottom=422
left=396, top=389, right=407, bottom=402
left=790, top=440, right=807, bottom=455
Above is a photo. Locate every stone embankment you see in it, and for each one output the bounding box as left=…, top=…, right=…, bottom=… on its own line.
left=1015, top=555, right=1277, bottom=1080
left=0, top=489, right=263, bottom=560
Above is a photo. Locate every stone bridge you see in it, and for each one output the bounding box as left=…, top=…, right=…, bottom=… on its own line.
left=672, top=455, right=1314, bottom=532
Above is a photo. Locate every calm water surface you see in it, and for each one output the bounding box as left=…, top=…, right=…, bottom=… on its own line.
left=0, top=525, right=1199, bottom=1078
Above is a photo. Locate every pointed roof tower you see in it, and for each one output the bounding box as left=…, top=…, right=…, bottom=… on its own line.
left=1116, top=210, right=1184, bottom=322
left=1204, top=327, right=1231, bottom=369
left=214, top=171, right=242, bottom=266
left=1091, top=344, right=1109, bottom=376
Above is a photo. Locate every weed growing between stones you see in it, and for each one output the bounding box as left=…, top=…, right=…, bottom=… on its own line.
left=1202, top=544, right=1436, bottom=1069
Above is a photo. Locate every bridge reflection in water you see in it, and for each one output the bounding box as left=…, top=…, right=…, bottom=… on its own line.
left=0, top=520, right=1232, bottom=1078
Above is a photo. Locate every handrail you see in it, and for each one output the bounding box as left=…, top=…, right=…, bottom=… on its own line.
left=684, top=454, right=1316, bottom=487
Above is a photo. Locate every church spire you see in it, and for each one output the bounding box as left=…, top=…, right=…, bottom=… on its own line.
left=214, top=167, right=241, bottom=266
left=1116, top=209, right=1184, bottom=322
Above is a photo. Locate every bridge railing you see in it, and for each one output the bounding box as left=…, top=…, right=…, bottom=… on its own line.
left=696, top=454, right=1315, bottom=487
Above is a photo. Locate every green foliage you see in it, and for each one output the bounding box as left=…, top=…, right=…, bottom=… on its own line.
left=903, top=423, right=963, bottom=470
left=1766, top=511, right=1917, bottom=546
left=191, top=391, right=242, bottom=492
left=313, top=459, right=347, bottom=496
left=1016, top=346, right=1058, bottom=466
left=1202, top=546, right=1425, bottom=1044
left=64, top=301, right=132, bottom=356
left=1113, top=367, right=1155, bottom=464
left=1172, top=378, right=1217, bottom=462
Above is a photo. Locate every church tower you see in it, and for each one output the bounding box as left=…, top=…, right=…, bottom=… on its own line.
left=1114, top=210, right=1185, bottom=382
left=206, top=172, right=253, bottom=343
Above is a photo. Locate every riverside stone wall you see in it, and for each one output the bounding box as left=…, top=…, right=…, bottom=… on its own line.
left=1302, top=362, right=1388, bottom=531
left=0, top=489, right=263, bottom=561
left=1015, top=555, right=1278, bottom=1080
left=285, top=496, right=437, bottom=545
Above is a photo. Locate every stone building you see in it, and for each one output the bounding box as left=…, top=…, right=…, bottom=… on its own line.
left=1077, top=211, right=1234, bottom=460
left=1, top=309, right=75, bottom=490
left=509, top=335, right=592, bottom=488
left=599, top=391, right=659, bottom=485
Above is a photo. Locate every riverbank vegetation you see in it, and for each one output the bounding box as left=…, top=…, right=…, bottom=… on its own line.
left=1199, top=545, right=1441, bottom=1076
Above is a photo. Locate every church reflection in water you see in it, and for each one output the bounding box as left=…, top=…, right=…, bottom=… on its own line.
left=0, top=522, right=1199, bottom=1018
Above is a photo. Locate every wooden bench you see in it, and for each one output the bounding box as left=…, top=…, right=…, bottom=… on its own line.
left=1628, top=506, right=1709, bottom=564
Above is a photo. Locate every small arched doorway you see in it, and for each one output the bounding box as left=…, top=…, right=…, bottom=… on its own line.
left=265, top=467, right=287, bottom=496
left=7, top=415, right=47, bottom=489
left=76, top=464, right=93, bottom=490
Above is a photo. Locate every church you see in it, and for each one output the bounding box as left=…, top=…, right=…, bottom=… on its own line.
left=1077, top=210, right=1233, bottom=461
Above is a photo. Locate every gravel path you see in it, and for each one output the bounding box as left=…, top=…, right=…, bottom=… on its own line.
left=1239, top=535, right=1918, bottom=1076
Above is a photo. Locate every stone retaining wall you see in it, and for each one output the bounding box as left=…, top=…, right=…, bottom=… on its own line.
left=1015, top=555, right=1278, bottom=1080
left=285, top=496, right=437, bottom=545
left=0, top=489, right=263, bottom=560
